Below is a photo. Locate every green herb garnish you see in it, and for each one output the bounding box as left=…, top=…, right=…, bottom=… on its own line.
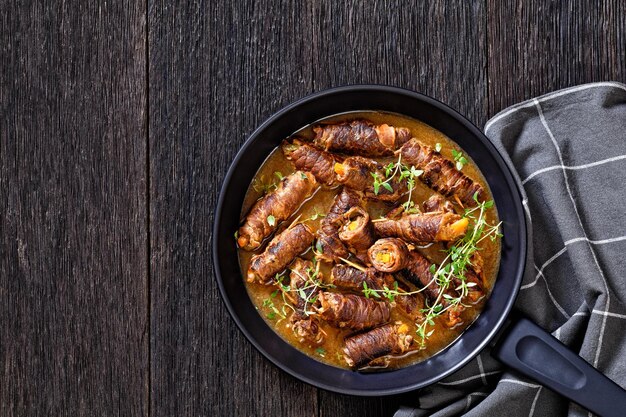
left=314, top=240, right=324, bottom=255
left=262, top=296, right=286, bottom=321
left=369, top=154, right=423, bottom=213
left=399, top=164, right=423, bottom=211
left=451, top=149, right=469, bottom=171
left=304, top=209, right=326, bottom=222
left=360, top=198, right=501, bottom=348
left=252, top=174, right=280, bottom=193
left=371, top=172, right=383, bottom=195
left=280, top=257, right=335, bottom=317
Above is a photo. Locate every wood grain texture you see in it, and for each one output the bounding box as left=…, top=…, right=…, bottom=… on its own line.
left=2, top=0, right=625, bottom=415
left=308, top=1, right=488, bottom=127
left=487, top=0, right=626, bottom=117
left=148, top=1, right=318, bottom=416
left=0, top=1, right=148, bottom=416
left=149, top=2, right=317, bottom=415
left=148, top=1, right=485, bottom=416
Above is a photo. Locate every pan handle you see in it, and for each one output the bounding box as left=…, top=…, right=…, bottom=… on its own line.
left=491, top=315, right=626, bottom=417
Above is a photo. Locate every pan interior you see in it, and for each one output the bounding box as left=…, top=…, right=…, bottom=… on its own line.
left=213, top=86, right=527, bottom=395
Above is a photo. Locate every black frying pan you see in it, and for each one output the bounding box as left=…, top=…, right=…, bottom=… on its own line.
left=213, top=86, right=626, bottom=416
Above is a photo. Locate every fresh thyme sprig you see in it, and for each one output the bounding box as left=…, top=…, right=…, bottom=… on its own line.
left=371, top=154, right=402, bottom=195
left=262, top=284, right=289, bottom=321
left=370, top=154, right=423, bottom=211
left=362, top=280, right=430, bottom=303
left=274, top=258, right=335, bottom=317
left=252, top=171, right=284, bottom=193
left=303, top=209, right=326, bottom=222
left=371, top=172, right=393, bottom=195
left=414, top=194, right=501, bottom=346
left=451, top=149, right=468, bottom=171
left=315, top=347, right=327, bottom=357
left=314, top=240, right=324, bottom=256
left=399, top=165, right=424, bottom=212
left=360, top=193, right=502, bottom=348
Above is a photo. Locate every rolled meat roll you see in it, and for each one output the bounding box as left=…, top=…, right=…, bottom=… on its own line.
left=334, top=156, right=407, bottom=202
left=394, top=289, right=425, bottom=322
left=449, top=263, right=484, bottom=303
left=330, top=264, right=394, bottom=292
left=282, top=139, right=338, bottom=186
left=286, top=258, right=326, bottom=345
left=238, top=171, right=317, bottom=250
left=313, top=119, right=411, bottom=157
left=399, top=138, right=485, bottom=206
left=338, top=206, right=375, bottom=262
left=343, top=323, right=413, bottom=368
left=285, top=258, right=317, bottom=313
left=316, top=188, right=361, bottom=262
left=368, top=238, right=410, bottom=273
left=329, top=264, right=424, bottom=321
left=382, top=205, right=407, bottom=220
left=317, top=292, right=390, bottom=331
left=373, top=212, right=468, bottom=245
left=247, top=223, right=314, bottom=284
left=422, top=194, right=455, bottom=214
left=291, top=318, right=325, bottom=346
left=402, top=250, right=464, bottom=327
left=469, top=251, right=484, bottom=278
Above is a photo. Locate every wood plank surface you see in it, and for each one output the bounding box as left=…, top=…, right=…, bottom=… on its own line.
left=2, top=0, right=625, bottom=416
left=0, top=1, right=148, bottom=416
left=487, top=0, right=626, bottom=117
left=147, top=1, right=319, bottom=415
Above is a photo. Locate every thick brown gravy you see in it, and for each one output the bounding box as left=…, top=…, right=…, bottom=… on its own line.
left=238, top=111, right=500, bottom=370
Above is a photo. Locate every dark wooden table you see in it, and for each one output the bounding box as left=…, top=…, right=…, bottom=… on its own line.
left=1, top=1, right=624, bottom=415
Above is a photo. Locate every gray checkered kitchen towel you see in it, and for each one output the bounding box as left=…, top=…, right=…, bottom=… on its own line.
left=395, top=82, right=626, bottom=417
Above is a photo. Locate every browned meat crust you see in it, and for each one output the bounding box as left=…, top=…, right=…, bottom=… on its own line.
left=343, top=323, right=413, bottom=368
left=285, top=258, right=316, bottom=312
left=291, top=318, right=324, bottom=345
left=286, top=258, right=325, bottom=345
left=368, top=238, right=410, bottom=273
left=313, top=119, right=411, bottom=157
left=334, top=156, right=407, bottom=202
left=238, top=171, right=317, bottom=250
left=394, top=290, right=425, bottom=322
left=316, top=188, right=361, bottom=262
left=470, top=252, right=484, bottom=278
left=382, top=205, right=406, bottom=220
left=399, top=139, right=484, bottom=206
left=423, top=194, right=455, bottom=214
left=338, top=206, right=375, bottom=263
left=372, top=212, right=468, bottom=245
left=282, top=140, right=338, bottom=186
left=330, top=264, right=393, bottom=292
left=317, top=292, right=390, bottom=331
left=330, top=264, right=425, bottom=321
left=450, top=266, right=484, bottom=303
left=247, top=224, right=314, bottom=283
left=402, top=251, right=464, bottom=327
left=402, top=251, right=443, bottom=300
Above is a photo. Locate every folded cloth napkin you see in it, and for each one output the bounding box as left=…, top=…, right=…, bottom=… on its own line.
left=395, top=82, right=626, bottom=417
